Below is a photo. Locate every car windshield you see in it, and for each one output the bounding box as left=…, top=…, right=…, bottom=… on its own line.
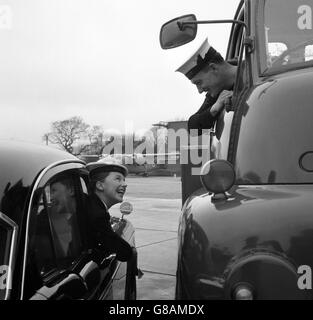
left=259, top=0, right=313, bottom=75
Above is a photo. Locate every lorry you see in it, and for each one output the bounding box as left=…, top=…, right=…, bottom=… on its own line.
left=160, top=0, right=313, bottom=299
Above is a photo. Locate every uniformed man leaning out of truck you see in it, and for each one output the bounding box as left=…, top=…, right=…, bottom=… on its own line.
left=86, top=162, right=136, bottom=262
left=176, top=38, right=237, bottom=130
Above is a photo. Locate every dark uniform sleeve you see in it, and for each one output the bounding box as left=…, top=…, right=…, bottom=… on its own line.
left=92, top=215, right=133, bottom=262
left=188, top=93, right=218, bottom=130
left=87, top=195, right=133, bottom=262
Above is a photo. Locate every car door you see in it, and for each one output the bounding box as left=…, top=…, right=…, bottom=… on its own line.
left=22, top=162, right=112, bottom=300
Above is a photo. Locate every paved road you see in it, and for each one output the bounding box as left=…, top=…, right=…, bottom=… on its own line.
left=110, top=176, right=182, bottom=300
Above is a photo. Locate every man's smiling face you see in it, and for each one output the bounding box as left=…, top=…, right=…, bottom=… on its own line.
left=190, top=64, right=222, bottom=97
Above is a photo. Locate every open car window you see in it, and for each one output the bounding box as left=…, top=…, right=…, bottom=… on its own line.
left=25, top=172, right=85, bottom=298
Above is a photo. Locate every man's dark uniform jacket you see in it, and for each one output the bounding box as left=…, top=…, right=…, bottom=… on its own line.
left=86, top=193, right=133, bottom=262
left=188, top=58, right=240, bottom=131
left=188, top=93, right=218, bottom=130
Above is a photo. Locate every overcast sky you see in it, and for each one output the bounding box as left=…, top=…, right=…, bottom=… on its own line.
left=0, top=0, right=240, bottom=144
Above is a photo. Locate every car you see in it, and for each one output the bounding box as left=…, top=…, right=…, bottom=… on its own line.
left=0, top=140, right=137, bottom=300
left=160, top=0, right=313, bottom=299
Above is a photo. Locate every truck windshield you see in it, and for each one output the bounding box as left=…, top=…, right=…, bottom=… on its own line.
left=260, top=0, right=313, bottom=75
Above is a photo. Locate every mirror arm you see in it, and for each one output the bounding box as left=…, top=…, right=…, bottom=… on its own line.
left=179, top=20, right=253, bottom=53
left=179, top=19, right=248, bottom=31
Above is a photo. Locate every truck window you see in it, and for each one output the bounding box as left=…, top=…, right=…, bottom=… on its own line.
left=260, top=0, right=313, bottom=74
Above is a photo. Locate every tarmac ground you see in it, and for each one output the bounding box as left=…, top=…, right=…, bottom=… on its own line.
left=110, top=175, right=182, bottom=300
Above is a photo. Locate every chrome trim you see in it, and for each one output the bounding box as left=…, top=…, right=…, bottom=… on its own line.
left=111, top=260, right=122, bottom=280
left=198, top=278, right=223, bottom=289
left=20, top=159, right=85, bottom=299
left=0, top=211, right=18, bottom=300
left=98, top=260, right=123, bottom=300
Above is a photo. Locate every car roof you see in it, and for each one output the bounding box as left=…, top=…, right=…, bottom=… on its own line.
left=0, top=140, right=80, bottom=222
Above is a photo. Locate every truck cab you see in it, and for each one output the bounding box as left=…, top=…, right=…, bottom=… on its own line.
left=160, top=0, right=313, bottom=299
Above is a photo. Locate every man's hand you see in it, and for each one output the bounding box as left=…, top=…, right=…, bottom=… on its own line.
left=210, top=90, right=233, bottom=117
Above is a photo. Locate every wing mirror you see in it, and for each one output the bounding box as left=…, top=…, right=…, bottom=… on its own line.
left=159, top=14, right=197, bottom=49
left=160, top=15, right=248, bottom=50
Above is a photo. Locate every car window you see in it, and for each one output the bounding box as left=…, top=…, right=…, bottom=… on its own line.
left=226, top=5, right=248, bottom=104
left=209, top=5, right=244, bottom=162
left=0, top=223, right=11, bottom=271
left=227, top=5, right=244, bottom=60
left=28, top=173, right=83, bottom=278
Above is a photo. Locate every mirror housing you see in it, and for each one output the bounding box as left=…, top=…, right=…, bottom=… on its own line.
left=159, top=14, right=197, bottom=49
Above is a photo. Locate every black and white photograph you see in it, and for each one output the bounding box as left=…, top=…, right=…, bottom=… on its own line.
left=1, top=0, right=313, bottom=307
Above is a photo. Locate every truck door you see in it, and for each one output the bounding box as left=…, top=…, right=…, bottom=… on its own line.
left=181, top=1, right=248, bottom=204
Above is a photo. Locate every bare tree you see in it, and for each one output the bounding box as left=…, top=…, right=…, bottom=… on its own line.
left=87, top=126, right=119, bottom=155
left=84, top=125, right=103, bottom=155
left=44, top=116, right=89, bottom=155
left=88, top=125, right=104, bottom=146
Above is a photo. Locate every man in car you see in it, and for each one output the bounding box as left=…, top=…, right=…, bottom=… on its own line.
left=29, top=174, right=81, bottom=279
left=49, top=176, right=81, bottom=258
left=176, top=38, right=237, bottom=130
left=86, top=162, right=135, bottom=262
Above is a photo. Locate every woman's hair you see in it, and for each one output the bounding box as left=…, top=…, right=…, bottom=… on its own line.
left=89, top=171, right=110, bottom=192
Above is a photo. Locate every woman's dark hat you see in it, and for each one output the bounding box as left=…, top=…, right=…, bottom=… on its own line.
left=86, top=161, right=128, bottom=177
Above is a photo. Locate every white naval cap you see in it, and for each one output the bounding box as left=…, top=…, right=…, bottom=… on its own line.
left=176, top=38, right=224, bottom=80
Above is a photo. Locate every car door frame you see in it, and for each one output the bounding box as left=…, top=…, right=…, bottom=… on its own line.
left=20, top=159, right=110, bottom=300
left=211, top=0, right=253, bottom=163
